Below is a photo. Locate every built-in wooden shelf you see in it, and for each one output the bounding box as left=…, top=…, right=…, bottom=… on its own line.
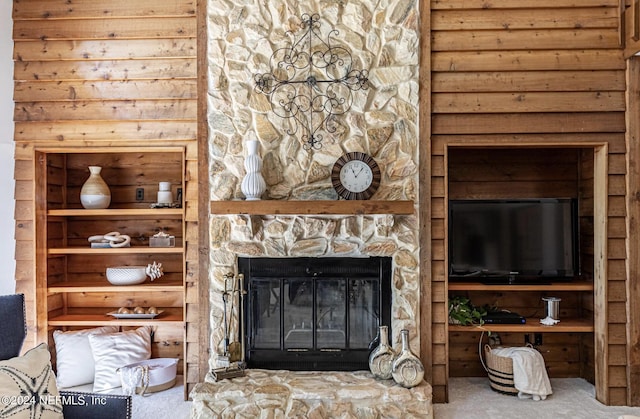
left=48, top=247, right=184, bottom=255
left=449, top=318, right=594, bottom=333
left=210, top=200, right=414, bottom=215
left=48, top=312, right=183, bottom=327
left=448, top=281, right=594, bottom=292
left=47, top=280, right=184, bottom=293
left=48, top=208, right=183, bottom=217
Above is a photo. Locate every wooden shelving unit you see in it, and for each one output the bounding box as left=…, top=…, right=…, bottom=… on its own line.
left=449, top=318, right=594, bottom=333
left=47, top=280, right=184, bottom=293
left=449, top=281, right=594, bottom=292
left=48, top=311, right=184, bottom=327
left=48, top=208, right=184, bottom=217
left=211, top=199, right=414, bottom=215
left=48, top=247, right=184, bottom=255
left=34, top=147, right=187, bottom=369
left=448, top=281, right=594, bottom=334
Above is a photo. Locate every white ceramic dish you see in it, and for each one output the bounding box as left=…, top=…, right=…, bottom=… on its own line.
left=106, top=266, right=147, bottom=285
left=107, top=310, right=163, bottom=319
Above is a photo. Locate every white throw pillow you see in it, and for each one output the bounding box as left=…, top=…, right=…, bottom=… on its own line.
left=53, top=326, right=119, bottom=388
left=0, top=343, right=63, bottom=419
left=89, top=326, right=152, bottom=392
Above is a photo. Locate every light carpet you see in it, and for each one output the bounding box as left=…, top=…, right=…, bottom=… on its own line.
left=435, top=377, right=640, bottom=419
left=70, top=375, right=192, bottom=419
left=129, top=375, right=191, bottom=419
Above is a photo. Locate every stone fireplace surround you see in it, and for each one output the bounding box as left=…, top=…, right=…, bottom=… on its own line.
left=208, top=214, right=421, bottom=361
left=195, top=0, right=426, bottom=416
left=205, top=0, right=421, bottom=357
left=193, top=213, right=430, bottom=417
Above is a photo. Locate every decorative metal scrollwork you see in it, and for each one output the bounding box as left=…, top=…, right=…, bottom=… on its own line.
left=254, top=13, right=369, bottom=150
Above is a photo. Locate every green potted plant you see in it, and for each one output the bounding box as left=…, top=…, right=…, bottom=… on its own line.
left=448, top=295, right=486, bottom=325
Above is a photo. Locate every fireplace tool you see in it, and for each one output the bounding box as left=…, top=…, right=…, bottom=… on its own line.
left=211, top=273, right=246, bottom=381
left=227, top=274, right=242, bottom=362
left=215, top=273, right=233, bottom=367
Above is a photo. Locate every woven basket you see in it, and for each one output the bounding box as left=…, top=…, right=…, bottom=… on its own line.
left=484, top=344, right=518, bottom=396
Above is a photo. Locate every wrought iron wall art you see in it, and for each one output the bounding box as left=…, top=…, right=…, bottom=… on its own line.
left=254, top=13, right=369, bottom=150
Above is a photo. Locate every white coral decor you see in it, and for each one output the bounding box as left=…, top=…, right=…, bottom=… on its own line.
left=146, top=261, right=164, bottom=281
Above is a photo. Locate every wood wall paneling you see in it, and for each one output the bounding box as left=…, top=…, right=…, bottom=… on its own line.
left=12, top=0, right=637, bottom=406
left=13, top=0, right=198, bottom=399
left=626, top=56, right=640, bottom=406
left=430, top=0, right=626, bottom=404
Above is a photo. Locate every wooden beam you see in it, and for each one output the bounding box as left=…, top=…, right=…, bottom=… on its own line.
left=593, top=144, right=609, bottom=404
left=418, top=0, right=436, bottom=403
left=210, top=200, right=415, bottom=216
left=195, top=0, right=210, bottom=400
left=626, top=56, right=640, bottom=406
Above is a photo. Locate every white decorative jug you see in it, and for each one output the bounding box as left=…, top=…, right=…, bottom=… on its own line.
left=80, top=166, right=111, bottom=209
left=240, top=139, right=266, bottom=200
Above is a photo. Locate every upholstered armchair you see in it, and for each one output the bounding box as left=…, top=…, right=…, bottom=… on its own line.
left=0, top=294, right=27, bottom=360
left=0, top=294, right=132, bottom=419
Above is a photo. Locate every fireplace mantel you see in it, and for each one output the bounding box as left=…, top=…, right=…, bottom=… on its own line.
left=210, top=200, right=414, bottom=215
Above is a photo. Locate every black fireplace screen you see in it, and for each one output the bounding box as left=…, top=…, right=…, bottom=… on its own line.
left=238, top=257, right=392, bottom=371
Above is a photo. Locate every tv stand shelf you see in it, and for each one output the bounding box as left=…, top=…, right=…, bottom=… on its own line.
left=448, top=280, right=594, bottom=335
left=448, top=281, right=594, bottom=292
left=449, top=318, right=594, bottom=333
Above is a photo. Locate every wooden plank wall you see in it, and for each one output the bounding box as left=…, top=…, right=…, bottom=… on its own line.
left=11, top=0, right=203, bottom=396
left=626, top=56, right=640, bottom=407
left=429, top=0, right=628, bottom=404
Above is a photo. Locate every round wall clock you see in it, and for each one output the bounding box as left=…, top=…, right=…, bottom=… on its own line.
left=331, top=152, right=381, bottom=200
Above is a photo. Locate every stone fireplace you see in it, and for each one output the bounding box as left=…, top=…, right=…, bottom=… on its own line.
left=238, top=256, right=392, bottom=371
left=196, top=0, right=428, bottom=416
left=209, top=215, right=420, bottom=371
left=205, top=0, right=421, bottom=376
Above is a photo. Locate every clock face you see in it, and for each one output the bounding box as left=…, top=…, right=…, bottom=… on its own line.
left=331, top=152, right=381, bottom=200
left=340, top=160, right=373, bottom=193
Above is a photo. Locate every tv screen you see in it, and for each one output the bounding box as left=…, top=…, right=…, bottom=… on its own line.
left=448, top=199, right=578, bottom=283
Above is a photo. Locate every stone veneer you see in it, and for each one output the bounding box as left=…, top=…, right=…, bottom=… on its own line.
left=207, top=0, right=421, bottom=371
left=202, top=1, right=423, bottom=415
left=191, top=370, right=433, bottom=418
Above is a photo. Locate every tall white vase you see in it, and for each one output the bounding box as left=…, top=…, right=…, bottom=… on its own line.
left=241, top=139, right=266, bottom=201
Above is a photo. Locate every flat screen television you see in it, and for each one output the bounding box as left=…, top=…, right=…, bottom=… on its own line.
left=448, top=198, right=579, bottom=284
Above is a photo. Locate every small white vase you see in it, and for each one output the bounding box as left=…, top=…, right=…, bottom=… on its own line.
left=80, top=166, right=111, bottom=209
left=241, top=139, right=266, bottom=200
left=157, top=182, right=173, bottom=204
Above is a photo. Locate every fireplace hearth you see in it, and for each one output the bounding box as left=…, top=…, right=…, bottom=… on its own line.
left=238, top=257, right=392, bottom=371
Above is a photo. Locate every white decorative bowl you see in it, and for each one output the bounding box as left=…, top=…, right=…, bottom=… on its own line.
left=119, top=358, right=178, bottom=394
left=106, top=266, right=147, bottom=285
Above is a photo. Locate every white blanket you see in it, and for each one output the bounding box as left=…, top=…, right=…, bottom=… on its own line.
left=491, top=346, right=553, bottom=401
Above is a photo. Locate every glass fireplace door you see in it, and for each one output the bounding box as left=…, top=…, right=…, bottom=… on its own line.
left=240, top=257, right=391, bottom=371
left=249, top=278, right=379, bottom=351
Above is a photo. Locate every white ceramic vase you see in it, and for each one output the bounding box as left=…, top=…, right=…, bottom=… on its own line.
left=157, top=181, right=173, bottom=204
left=241, top=139, right=266, bottom=200
left=80, top=166, right=111, bottom=209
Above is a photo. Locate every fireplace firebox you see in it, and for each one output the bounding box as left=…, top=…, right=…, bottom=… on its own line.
left=238, top=257, right=392, bottom=371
